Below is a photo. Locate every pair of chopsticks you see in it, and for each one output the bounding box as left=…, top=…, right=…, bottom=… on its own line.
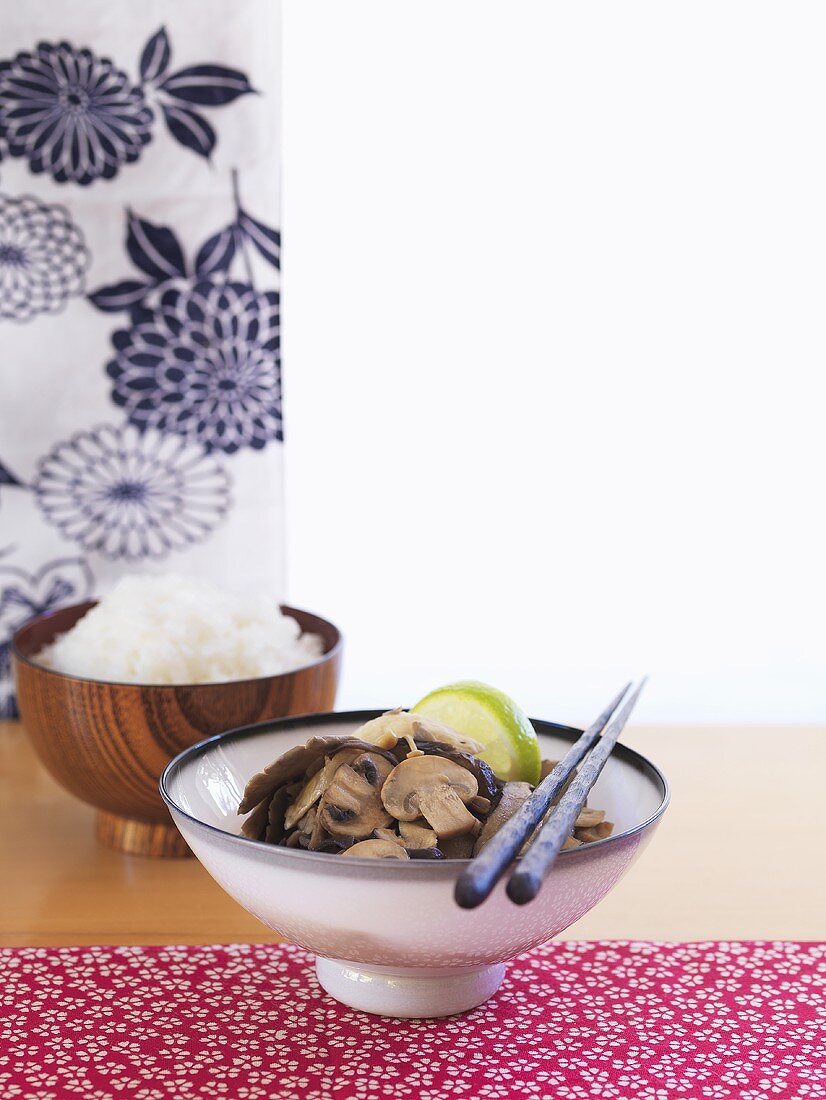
left=455, top=678, right=646, bottom=909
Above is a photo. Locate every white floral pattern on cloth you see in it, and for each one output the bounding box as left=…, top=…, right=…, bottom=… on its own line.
left=0, top=941, right=823, bottom=1100
left=33, top=424, right=231, bottom=561
left=0, top=2, right=283, bottom=718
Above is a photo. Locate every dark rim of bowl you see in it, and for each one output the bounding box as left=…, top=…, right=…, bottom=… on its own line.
left=160, top=710, right=671, bottom=870
left=11, top=601, right=342, bottom=690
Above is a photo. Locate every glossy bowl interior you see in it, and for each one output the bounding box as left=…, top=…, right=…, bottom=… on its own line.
left=13, top=600, right=342, bottom=856
left=162, top=711, right=669, bottom=1012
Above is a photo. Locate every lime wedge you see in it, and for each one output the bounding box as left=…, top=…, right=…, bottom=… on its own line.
left=412, top=680, right=541, bottom=784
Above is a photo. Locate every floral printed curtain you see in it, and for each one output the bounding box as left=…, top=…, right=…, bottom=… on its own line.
left=0, top=0, right=284, bottom=715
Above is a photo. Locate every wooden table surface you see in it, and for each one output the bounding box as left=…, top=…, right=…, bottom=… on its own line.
left=2, top=719, right=823, bottom=947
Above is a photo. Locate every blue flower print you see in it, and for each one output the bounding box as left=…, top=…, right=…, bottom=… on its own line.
left=88, top=178, right=280, bottom=317
left=107, top=281, right=282, bottom=454
left=0, top=29, right=255, bottom=183
left=0, top=556, right=94, bottom=718
left=0, top=557, right=94, bottom=643
left=0, top=458, right=24, bottom=491
left=33, top=424, right=232, bottom=561
left=0, top=193, right=90, bottom=321
left=0, top=44, right=153, bottom=185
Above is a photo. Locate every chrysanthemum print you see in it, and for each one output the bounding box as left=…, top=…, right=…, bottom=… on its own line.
left=0, top=0, right=284, bottom=715
left=91, top=177, right=282, bottom=452
left=34, top=425, right=232, bottom=560
left=108, top=281, right=281, bottom=452
left=0, top=43, right=154, bottom=185
left=0, top=26, right=254, bottom=184
left=0, top=193, right=90, bottom=321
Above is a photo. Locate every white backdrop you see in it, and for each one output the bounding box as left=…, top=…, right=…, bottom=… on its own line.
left=280, top=1, right=824, bottom=724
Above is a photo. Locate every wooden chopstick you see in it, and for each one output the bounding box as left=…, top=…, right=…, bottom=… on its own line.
left=454, top=682, right=632, bottom=909
left=506, top=677, right=647, bottom=905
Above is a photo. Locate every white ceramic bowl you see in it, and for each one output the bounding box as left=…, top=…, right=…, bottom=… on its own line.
left=161, top=711, right=669, bottom=1018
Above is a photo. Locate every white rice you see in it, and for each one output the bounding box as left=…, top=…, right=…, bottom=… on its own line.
left=37, top=574, right=325, bottom=685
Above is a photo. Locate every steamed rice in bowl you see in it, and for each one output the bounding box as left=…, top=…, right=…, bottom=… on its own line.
left=35, top=574, right=324, bottom=685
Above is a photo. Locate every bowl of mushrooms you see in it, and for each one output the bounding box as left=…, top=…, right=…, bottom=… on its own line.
left=161, top=709, right=669, bottom=1018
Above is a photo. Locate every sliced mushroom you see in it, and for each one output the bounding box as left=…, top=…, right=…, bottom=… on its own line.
left=439, top=833, right=476, bottom=859
left=315, top=836, right=356, bottom=854
left=574, top=808, right=605, bottom=829
left=410, top=716, right=486, bottom=755
left=264, top=785, right=290, bottom=844
left=355, top=710, right=485, bottom=755
left=574, top=820, right=614, bottom=843
left=562, top=834, right=582, bottom=850
left=307, top=809, right=328, bottom=850
left=354, top=707, right=405, bottom=749
left=373, top=827, right=405, bottom=846
left=413, top=742, right=500, bottom=801
left=416, top=786, right=478, bottom=838
left=351, top=750, right=395, bottom=787
left=284, top=761, right=336, bottom=830
left=398, top=819, right=438, bottom=849
left=342, top=839, right=410, bottom=859
left=240, top=719, right=614, bottom=860
left=319, top=752, right=395, bottom=838
left=381, top=756, right=478, bottom=839
left=473, top=781, right=532, bottom=855
left=240, top=792, right=272, bottom=840
left=284, top=742, right=389, bottom=831
left=295, top=806, right=317, bottom=839
left=241, top=735, right=390, bottom=815
left=239, top=735, right=349, bottom=814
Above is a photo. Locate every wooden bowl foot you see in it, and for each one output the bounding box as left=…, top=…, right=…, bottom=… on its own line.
left=95, top=811, right=192, bottom=858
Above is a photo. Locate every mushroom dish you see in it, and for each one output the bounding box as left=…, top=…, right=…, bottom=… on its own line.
left=238, top=709, right=613, bottom=859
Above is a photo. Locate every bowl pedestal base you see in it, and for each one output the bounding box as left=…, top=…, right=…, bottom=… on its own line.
left=315, top=957, right=506, bottom=1018
left=95, top=811, right=192, bottom=858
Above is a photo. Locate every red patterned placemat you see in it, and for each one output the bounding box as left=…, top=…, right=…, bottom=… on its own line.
left=0, top=941, right=823, bottom=1100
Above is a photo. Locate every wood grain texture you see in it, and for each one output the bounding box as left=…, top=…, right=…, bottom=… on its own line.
left=95, top=811, right=191, bottom=858
left=1, top=719, right=823, bottom=947
left=12, top=602, right=342, bottom=853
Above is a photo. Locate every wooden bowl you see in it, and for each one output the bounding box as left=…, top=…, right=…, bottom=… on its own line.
left=12, top=600, right=342, bottom=858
